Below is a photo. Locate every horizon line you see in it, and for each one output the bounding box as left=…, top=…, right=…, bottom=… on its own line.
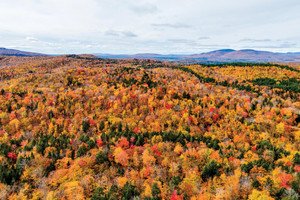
left=1, top=46, right=300, bottom=55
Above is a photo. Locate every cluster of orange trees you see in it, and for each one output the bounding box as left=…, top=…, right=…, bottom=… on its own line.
left=0, top=55, right=300, bottom=199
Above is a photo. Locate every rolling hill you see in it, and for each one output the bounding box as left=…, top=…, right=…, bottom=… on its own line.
left=1, top=47, right=300, bottom=63
left=0, top=47, right=47, bottom=57
left=95, top=49, right=300, bottom=63
left=185, top=49, right=300, bottom=63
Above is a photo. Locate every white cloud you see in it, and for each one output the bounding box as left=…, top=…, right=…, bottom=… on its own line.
left=25, top=37, right=39, bottom=42
left=0, top=0, right=299, bottom=54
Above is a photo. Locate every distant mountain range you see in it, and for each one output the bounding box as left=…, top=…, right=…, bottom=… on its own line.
left=0, top=47, right=47, bottom=57
left=1, top=47, right=300, bottom=63
left=94, top=49, right=300, bottom=63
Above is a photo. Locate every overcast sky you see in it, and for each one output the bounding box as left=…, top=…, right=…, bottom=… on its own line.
left=0, top=0, right=299, bottom=54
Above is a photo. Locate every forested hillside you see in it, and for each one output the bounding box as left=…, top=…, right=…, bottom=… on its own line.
left=0, top=55, right=300, bottom=199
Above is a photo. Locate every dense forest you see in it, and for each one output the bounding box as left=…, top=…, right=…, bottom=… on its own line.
left=0, top=55, right=300, bottom=199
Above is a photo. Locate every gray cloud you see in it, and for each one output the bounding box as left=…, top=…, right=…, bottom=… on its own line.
left=166, top=39, right=198, bottom=46
left=240, top=38, right=272, bottom=42
left=278, top=43, right=298, bottom=48
left=167, top=39, right=195, bottom=43
left=198, top=37, right=210, bottom=40
left=105, top=30, right=137, bottom=38
left=241, top=43, right=298, bottom=49
left=152, top=23, right=191, bottom=29
left=194, top=44, right=230, bottom=48
left=122, top=31, right=138, bottom=38
left=105, top=30, right=119, bottom=37
left=130, top=4, right=158, bottom=14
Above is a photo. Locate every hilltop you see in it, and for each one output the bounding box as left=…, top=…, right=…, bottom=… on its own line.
left=0, top=47, right=47, bottom=57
